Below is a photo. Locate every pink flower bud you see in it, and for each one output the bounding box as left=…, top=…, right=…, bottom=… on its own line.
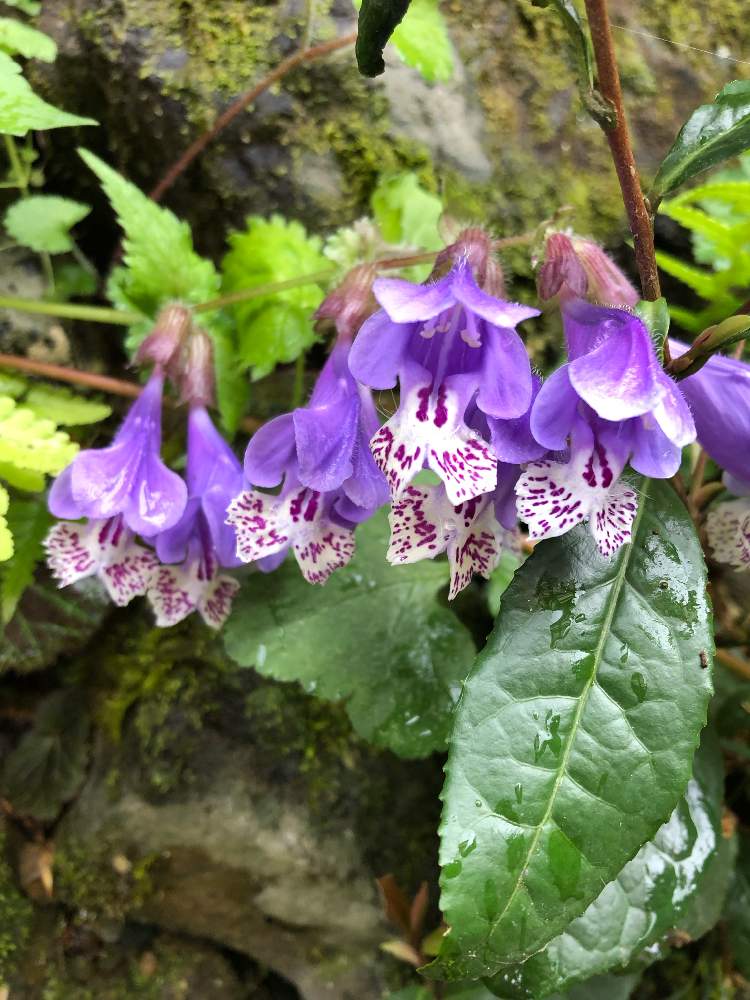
left=314, top=264, right=378, bottom=342
left=570, top=236, right=639, bottom=307
left=435, top=227, right=506, bottom=297
left=175, top=328, right=215, bottom=408
left=537, top=232, right=638, bottom=307
left=135, top=304, right=192, bottom=369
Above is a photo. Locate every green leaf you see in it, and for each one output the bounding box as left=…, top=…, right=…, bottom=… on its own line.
left=224, top=510, right=476, bottom=758
left=79, top=148, right=220, bottom=318
left=371, top=172, right=443, bottom=251
left=203, top=311, right=250, bottom=435
left=221, top=214, right=329, bottom=379
left=725, top=833, right=750, bottom=978
left=0, top=371, right=27, bottom=397
left=0, top=461, right=44, bottom=492
left=431, top=478, right=713, bottom=978
left=485, top=732, right=723, bottom=998
left=355, top=0, right=413, bottom=77
left=0, top=18, right=56, bottom=61
left=634, top=297, right=670, bottom=363
left=23, top=384, right=111, bottom=425
left=651, top=80, right=750, bottom=202
left=4, top=195, right=90, bottom=254
left=389, top=0, right=454, bottom=83
left=676, top=826, right=736, bottom=944
left=0, top=483, right=11, bottom=562
left=530, top=0, right=597, bottom=114
left=1, top=690, right=89, bottom=821
left=0, top=571, right=110, bottom=674
left=0, top=495, right=51, bottom=623
left=2, top=0, right=41, bottom=14
left=486, top=551, right=522, bottom=618
left=0, top=52, right=96, bottom=136
left=0, top=395, right=77, bottom=474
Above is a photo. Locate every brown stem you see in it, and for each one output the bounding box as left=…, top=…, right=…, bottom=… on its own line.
left=716, top=648, right=750, bottom=682
left=149, top=30, right=357, bottom=203
left=583, top=0, right=661, bottom=306
left=0, top=353, right=261, bottom=432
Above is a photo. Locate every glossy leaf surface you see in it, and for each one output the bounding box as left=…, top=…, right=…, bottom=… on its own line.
left=433, top=478, right=713, bottom=977
left=652, top=81, right=750, bottom=202
left=486, top=733, right=723, bottom=998
left=224, top=511, right=475, bottom=758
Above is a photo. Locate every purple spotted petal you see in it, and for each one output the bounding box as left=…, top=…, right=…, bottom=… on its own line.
left=348, top=309, right=412, bottom=389
left=672, top=339, right=750, bottom=484
left=372, top=270, right=456, bottom=322
left=725, top=472, right=750, bottom=498
left=243, top=412, right=296, bottom=487
left=451, top=259, right=540, bottom=327
left=530, top=366, right=580, bottom=450
left=567, top=303, right=664, bottom=420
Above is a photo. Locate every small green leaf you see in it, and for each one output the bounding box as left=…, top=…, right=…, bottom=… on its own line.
left=2, top=0, right=42, bottom=14
left=0, top=395, right=77, bottom=474
left=486, top=550, right=522, bottom=618
left=224, top=510, right=476, bottom=758
left=0, top=461, right=44, bottom=492
left=4, top=195, right=90, bottom=254
left=355, top=0, right=413, bottom=77
left=651, top=80, right=750, bottom=202
left=1, top=690, right=89, bottom=821
left=0, top=484, right=12, bottom=562
left=531, top=0, right=597, bottom=114
left=0, top=52, right=96, bottom=136
left=485, top=732, right=723, bottom=997
left=79, top=148, right=220, bottom=318
left=23, top=384, right=111, bottom=426
left=0, top=495, right=51, bottom=622
left=0, top=18, right=56, bottom=61
left=431, top=478, right=713, bottom=977
left=371, top=172, right=443, bottom=250
left=221, top=214, right=329, bottom=379
left=388, top=0, right=453, bottom=83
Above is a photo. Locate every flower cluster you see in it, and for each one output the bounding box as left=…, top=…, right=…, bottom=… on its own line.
left=44, top=226, right=750, bottom=627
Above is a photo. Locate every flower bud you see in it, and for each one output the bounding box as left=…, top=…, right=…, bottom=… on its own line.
left=175, top=327, right=215, bottom=408
left=435, top=227, right=506, bottom=297
left=135, top=304, right=192, bottom=369
left=537, top=232, right=638, bottom=307
left=314, top=264, right=378, bottom=342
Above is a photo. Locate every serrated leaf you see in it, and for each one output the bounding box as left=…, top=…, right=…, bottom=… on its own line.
left=651, top=80, right=750, bottom=202
left=0, top=495, right=51, bottom=623
left=4, top=195, right=90, bottom=254
left=431, top=478, right=713, bottom=978
left=0, top=371, right=27, bottom=397
left=355, top=0, right=413, bottom=77
left=654, top=251, right=719, bottom=300
left=221, top=214, right=329, bottom=379
left=389, top=0, right=454, bottom=83
left=0, top=461, right=44, bottom=491
left=0, top=396, right=77, bottom=473
left=1, top=690, right=89, bottom=821
left=0, top=52, right=96, bottom=136
left=0, top=483, right=11, bottom=562
left=371, top=172, right=443, bottom=251
left=0, top=571, right=110, bottom=674
left=0, top=18, right=56, bottom=61
left=23, top=384, right=111, bottom=425
left=486, top=732, right=723, bottom=998
left=79, top=149, right=220, bottom=318
left=224, top=510, right=476, bottom=758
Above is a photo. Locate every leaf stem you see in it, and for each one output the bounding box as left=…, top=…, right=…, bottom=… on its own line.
left=149, top=29, right=358, bottom=203
left=194, top=269, right=337, bottom=314
left=582, top=0, right=662, bottom=305
left=0, top=295, right=140, bottom=325
left=716, top=648, right=750, bottom=681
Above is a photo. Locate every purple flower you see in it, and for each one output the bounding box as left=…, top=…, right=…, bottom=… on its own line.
left=705, top=473, right=750, bottom=572
left=387, top=465, right=521, bottom=599
left=517, top=300, right=695, bottom=555
left=226, top=340, right=383, bottom=584
left=671, top=340, right=750, bottom=487
left=349, top=255, right=539, bottom=505
left=44, top=515, right=158, bottom=606
left=147, top=405, right=242, bottom=629
left=49, top=370, right=187, bottom=537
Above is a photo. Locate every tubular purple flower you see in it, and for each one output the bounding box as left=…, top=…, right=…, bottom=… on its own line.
left=670, top=339, right=750, bottom=487
left=349, top=244, right=539, bottom=506
left=48, top=369, right=187, bottom=537
left=147, top=405, right=242, bottom=629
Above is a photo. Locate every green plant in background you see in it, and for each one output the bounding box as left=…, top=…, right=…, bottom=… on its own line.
left=656, top=153, right=750, bottom=333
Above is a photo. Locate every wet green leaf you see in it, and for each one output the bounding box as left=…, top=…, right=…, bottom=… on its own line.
left=355, top=0, right=413, bottom=77
left=224, top=510, right=475, bottom=758
left=651, top=81, right=750, bottom=202
left=1, top=690, right=89, bottom=821
left=4, top=195, right=90, bottom=254
left=430, top=478, right=713, bottom=977
left=485, top=733, right=723, bottom=997
left=0, top=52, right=95, bottom=135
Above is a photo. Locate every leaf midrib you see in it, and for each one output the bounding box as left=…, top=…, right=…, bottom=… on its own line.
left=484, top=485, right=650, bottom=947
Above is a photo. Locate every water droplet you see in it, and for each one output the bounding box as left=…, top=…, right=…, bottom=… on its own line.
left=631, top=672, right=648, bottom=703
left=256, top=644, right=267, bottom=668
left=475, top=799, right=482, bottom=808
left=514, top=783, right=523, bottom=804
left=619, top=642, right=629, bottom=665
left=443, top=859, right=462, bottom=879
left=459, top=836, right=477, bottom=858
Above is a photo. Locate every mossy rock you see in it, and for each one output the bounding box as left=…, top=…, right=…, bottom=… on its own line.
left=0, top=818, right=34, bottom=985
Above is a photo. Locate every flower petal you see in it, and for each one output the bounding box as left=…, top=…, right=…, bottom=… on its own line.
left=652, top=372, right=696, bottom=447
left=487, top=375, right=547, bottom=463
left=451, top=260, right=540, bottom=326
left=44, top=520, right=98, bottom=587
left=48, top=465, right=84, bottom=520
left=445, top=496, right=507, bottom=599
left=243, top=413, right=296, bottom=488
left=476, top=323, right=533, bottom=419
left=226, top=490, right=290, bottom=564
left=348, top=308, right=412, bottom=389
left=147, top=563, right=199, bottom=627
left=122, top=447, right=188, bottom=537
left=100, top=547, right=159, bottom=606
left=589, top=479, right=639, bottom=557
left=198, top=574, right=240, bottom=629
left=628, top=416, right=683, bottom=478
left=292, top=522, right=355, bottom=584
left=387, top=485, right=446, bottom=565
left=530, top=366, right=580, bottom=451
left=294, top=388, right=359, bottom=493
left=706, top=498, right=750, bottom=571
left=372, top=271, right=456, bottom=322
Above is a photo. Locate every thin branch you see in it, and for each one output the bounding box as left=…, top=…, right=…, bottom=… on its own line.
left=149, top=30, right=357, bottom=203
left=583, top=0, right=662, bottom=306
left=0, top=295, right=140, bottom=325
left=0, top=353, right=261, bottom=432
left=717, top=648, right=750, bottom=682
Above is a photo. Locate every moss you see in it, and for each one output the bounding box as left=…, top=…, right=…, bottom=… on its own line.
left=54, top=842, right=157, bottom=925
left=0, top=824, right=33, bottom=983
